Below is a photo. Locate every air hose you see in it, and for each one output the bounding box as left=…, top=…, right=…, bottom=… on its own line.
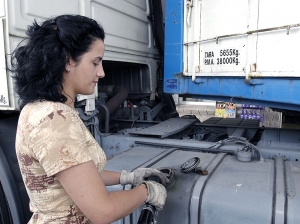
left=210, top=136, right=264, bottom=161
left=137, top=168, right=175, bottom=224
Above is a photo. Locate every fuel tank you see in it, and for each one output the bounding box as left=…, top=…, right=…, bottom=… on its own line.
left=106, top=145, right=299, bottom=224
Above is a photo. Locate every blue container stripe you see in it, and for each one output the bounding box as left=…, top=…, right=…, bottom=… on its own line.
left=164, top=0, right=184, bottom=94
left=180, top=76, right=300, bottom=111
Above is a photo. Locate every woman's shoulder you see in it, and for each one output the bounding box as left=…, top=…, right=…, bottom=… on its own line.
left=20, top=101, right=79, bottom=127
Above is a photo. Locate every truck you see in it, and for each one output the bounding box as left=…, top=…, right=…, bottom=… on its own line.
left=1, top=0, right=300, bottom=223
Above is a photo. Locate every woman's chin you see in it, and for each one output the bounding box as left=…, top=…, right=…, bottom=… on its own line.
left=80, top=89, right=95, bottom=96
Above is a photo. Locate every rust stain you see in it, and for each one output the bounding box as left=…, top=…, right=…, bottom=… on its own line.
left=250, top=72, right=263, bottom=78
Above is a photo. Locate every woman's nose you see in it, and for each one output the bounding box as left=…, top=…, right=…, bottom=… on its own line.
left=97, top=66, right=105, bottom=78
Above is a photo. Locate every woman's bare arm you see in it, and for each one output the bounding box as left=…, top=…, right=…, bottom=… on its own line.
left=56, top=161, right=147, bottom=224
left=101, top=170, right=121, bottom=186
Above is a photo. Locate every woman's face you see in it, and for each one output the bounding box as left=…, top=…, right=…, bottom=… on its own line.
left=63, top=38, right=105, bottom=98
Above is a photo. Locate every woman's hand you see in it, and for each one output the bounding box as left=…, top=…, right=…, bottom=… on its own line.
left=56, top=161, right=148, bottom=224
left=120, top=168, right=169, bottom=186
left=138, top=181, right=167, bottom=211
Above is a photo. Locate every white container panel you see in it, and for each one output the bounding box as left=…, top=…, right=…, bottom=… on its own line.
left=200, top=0, right=248, bottom=40
left=258, top=0, right=300, bottom=29
left=184, top=0, right=300, bottom=78
left=256, top=29, right=300, bottom=73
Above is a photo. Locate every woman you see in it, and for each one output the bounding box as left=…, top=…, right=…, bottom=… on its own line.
left=11, top=15, right=167, bottom=223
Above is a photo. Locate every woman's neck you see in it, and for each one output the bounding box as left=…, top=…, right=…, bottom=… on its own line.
left=64, top=98, right=75, bottom=110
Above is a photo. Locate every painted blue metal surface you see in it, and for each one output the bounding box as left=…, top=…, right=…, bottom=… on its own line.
left=179, top=76, right=300, bottom=111
left=164, top=0, right=184, bottom=94
left=164, top=0, right=300, bottom=111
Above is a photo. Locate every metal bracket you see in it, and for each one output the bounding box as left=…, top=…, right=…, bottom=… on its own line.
left=245, top=63, right=263, bottom=85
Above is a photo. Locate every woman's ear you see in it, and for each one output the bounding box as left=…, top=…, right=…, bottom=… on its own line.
left=65, top=59, right=71, bottom=72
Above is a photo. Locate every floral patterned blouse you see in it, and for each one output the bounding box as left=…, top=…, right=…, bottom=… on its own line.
left=15, top=101, right=106, bottom=223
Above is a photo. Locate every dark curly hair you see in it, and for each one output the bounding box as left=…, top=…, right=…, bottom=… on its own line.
left=10, top=14, right=105, bottom=109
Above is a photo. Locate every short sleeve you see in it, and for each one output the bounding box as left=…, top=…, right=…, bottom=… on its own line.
left=28, top=108, right=92, bottom=176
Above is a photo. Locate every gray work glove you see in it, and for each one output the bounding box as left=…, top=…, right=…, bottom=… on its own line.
left=120, top=168, right=169, bottom=186
left=139, top=180, right=167, bottom=211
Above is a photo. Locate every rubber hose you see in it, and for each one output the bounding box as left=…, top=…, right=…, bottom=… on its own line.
left=137, top=175, right=163, bottom=224
left=137, top=206, right=155, bottom=224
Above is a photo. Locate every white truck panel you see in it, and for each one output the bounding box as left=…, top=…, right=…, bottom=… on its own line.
left=0, top=0, right=5, bottom=17
left=1, top=0, right=159, bottom=110
left=7, top=0, right=157, bottom=58
left=0, top=18, right=9, bottom=106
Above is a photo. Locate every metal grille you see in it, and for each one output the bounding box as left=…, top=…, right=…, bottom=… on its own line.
left=128, top=118, right=197, bottom=138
